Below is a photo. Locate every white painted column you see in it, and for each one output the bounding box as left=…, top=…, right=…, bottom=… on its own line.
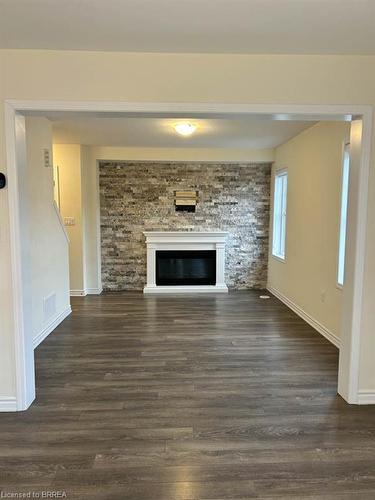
left=146, top=243, right=156, bottom=288
left=338, top=118, right=370, bottom=404
left=215, top=242, right=226, bottom=287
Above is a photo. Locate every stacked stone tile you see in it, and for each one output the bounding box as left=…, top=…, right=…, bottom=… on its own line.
left=100, top=162, right=271, bottom=290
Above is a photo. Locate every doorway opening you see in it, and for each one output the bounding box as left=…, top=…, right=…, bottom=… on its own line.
left=4, top=101, right=372, bottom=410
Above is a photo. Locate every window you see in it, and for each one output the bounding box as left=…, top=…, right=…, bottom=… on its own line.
left=272, top=170, right=288, bottom=260
left=337, top=143, right=350, bottom=286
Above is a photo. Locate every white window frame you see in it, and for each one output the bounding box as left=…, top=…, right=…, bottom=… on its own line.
left=272, top=169, right=288, bottom=261
left=337, top=142, right=350, bottom=288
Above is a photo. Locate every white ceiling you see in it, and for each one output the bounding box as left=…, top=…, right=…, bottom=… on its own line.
left=51, top=116, right=314, bottom=149
left=1, top=0, right=375, bottom=55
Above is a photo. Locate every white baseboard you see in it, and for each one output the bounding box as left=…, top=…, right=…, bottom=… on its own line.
left=267, top=286, right=340, bottom=349
left=0, top=397, right=17, bottom=412
left=70, top=289, right=87, bottom=296
left=357, top=390, right=375, bottom=405
left=71, top=288, right=102, bottom=296
left=86, top=287, right=103, bottom=295
left=33, top=306, right=72, bottom=349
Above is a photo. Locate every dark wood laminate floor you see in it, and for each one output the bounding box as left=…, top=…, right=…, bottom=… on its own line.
left=1, top=291, right=375, bottom=499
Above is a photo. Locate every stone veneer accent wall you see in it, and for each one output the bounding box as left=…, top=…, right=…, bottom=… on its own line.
left=100, top=161, right=271, bottom=290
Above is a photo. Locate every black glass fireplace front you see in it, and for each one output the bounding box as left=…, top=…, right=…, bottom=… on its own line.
left=156, top=250, right=216, bottom=286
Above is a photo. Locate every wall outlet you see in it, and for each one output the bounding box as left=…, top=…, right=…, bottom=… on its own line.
left=320, top=290, right=326, bottom=303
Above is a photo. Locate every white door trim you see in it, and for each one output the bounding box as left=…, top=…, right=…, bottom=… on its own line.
left=4, top=100, right=373, bottom=409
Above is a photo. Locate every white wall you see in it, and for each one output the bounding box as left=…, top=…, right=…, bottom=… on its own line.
left=268, top=122, right=350, bottom=342
left=57, top=144, right=274, bottom=294
left=25, top=117, right=70, bottom=346
left=85, top=145, right=275, bottom=291
left=81, top=146, right=102, bottom=293
left=0, top=50, right=374, bottom=402
left=86, top=146, right=275, bottom=163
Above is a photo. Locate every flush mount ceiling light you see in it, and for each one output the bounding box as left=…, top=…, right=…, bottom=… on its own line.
left=174, top=122, right=197, bottom=137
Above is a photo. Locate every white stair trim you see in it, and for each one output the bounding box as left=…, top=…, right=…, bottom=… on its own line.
left=53, top=200, right=69, bottom=243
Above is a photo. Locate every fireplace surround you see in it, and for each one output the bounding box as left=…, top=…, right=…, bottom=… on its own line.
left=143, top=231, right=228, bottom=293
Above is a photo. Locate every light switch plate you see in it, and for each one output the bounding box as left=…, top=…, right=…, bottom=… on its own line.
left=43, top=148, right=52, bottom=168
left=64, top=217, right=76, bottom=226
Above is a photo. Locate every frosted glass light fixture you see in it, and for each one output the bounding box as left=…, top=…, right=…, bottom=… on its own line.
left=174, top=122, right=197, bottom=136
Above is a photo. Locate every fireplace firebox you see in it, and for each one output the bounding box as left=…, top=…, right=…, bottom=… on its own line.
left=156, top=250, right=216, bottom=286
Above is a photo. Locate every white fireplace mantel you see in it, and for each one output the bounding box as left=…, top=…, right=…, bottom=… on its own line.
left=143, top=231, right=229, bottom=294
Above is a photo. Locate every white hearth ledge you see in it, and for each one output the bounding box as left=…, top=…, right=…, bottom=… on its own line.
left=143, top=231, right=228, bottom=294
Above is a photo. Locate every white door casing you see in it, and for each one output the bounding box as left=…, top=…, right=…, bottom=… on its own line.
left=3, top=100, right=372, bottom=409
